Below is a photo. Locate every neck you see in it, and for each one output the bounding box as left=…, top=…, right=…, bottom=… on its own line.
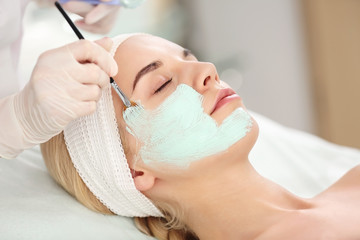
left=178, top=159, right=311, bottom=240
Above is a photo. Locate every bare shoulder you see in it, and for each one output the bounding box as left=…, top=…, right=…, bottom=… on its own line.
left=255, top=211, right=338, bottom=240
left=318, top=164, right=360, bottom=198
left=334, top=164, right=360, bottom=186
left=257, top=165, right=360, bottom=240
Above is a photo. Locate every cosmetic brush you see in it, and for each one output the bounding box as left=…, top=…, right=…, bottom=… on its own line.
left=54, top=1, right=134, bottom=109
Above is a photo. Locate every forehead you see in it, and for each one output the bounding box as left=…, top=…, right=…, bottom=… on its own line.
left=115, top=35, right=183, bottom=64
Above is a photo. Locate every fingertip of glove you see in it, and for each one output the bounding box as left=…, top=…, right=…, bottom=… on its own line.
left=110, top=61, right=118, bottom=76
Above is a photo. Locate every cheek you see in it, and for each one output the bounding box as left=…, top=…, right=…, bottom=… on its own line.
left=123, top=84, right=254, bottom=169
left=117, top=119, right=142, bottom=168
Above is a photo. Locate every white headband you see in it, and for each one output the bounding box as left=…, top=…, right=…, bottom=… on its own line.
left=64, top=33, right=162, bottom=217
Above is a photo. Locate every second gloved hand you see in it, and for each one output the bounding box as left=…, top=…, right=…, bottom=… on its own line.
left=13, top=37, right=118, bottom=149
left=62, top=0, right=121, bottom=34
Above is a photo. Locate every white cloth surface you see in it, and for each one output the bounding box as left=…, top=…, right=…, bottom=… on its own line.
left=0, top=111, right=359, bottom=239
left=0, top=146, right=155, bottom=240
left=250, top=111, right=360, bottom=197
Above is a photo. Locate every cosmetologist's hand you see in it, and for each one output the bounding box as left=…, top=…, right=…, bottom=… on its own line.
left=62, top=0, right=121, bottom=34
left=7, top=38, right=117, bottom=157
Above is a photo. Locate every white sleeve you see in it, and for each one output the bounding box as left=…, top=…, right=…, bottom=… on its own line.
left=0, top=94, right=28, bottom=159
left=0, top=48, right=20, bottom=98
left=0, top=0, right=26, bottom=98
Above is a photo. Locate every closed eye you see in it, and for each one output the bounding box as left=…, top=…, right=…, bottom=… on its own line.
left=154, top=78, right=172, bottom=94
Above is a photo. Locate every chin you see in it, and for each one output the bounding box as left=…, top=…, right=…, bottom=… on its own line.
left=228, top=116, right=259, bottom=158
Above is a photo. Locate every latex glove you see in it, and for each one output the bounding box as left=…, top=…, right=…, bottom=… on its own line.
left=62, top=0, right=121, bottom=34
left=0, top=38, right=118, bottom=159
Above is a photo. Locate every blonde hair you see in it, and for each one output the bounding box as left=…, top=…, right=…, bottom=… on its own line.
left=40, top=132, right=198, bottom=240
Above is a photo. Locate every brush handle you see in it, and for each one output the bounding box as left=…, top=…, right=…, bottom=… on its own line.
left=58, top=0, right=145, bottom=8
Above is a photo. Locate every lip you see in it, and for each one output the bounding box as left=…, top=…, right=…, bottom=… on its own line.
left=210, top=88, right=241, bottom=115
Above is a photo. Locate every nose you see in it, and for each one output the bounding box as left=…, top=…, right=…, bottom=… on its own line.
left=180, top=61, right=219, bottom=94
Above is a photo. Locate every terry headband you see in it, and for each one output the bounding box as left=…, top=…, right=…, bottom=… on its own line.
left=64, top=33, right=162, bottom=217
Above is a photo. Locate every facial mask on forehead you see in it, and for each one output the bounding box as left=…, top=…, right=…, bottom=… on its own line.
left=123, top=84, right=252, bottom=168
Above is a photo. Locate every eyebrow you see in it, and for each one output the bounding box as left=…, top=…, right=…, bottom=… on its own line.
left=132, top=48, right=193, bottom=92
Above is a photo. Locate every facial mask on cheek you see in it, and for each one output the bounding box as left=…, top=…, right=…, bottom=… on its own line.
left=123, top=84, right=252, bottom=168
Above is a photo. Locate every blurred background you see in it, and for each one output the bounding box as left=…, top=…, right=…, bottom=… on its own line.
left=19, top=0, right=360, bottom=148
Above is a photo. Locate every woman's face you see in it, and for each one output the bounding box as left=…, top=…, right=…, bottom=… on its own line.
left=113, top=35, right=244, bottom=124
left=112, top=34, right=258, bottom=175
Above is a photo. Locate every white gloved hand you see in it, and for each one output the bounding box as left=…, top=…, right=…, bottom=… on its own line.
left=62, top=0, right=121, bottom=34
left=0, top=38, right=118, bottom=159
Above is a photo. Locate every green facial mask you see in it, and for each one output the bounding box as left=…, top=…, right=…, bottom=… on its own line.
left=123, top=84, right=252, bottom=168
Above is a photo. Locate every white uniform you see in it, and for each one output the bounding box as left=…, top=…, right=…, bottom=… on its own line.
left=0, top=0, right=30, bottom=97
left=0, top=0, right=31, bottom=158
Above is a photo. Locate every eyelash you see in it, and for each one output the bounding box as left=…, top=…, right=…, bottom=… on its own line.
left=154, top=78, right=172, bottom=94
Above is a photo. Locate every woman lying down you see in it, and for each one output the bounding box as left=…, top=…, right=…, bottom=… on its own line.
left=41, top=33, right=360, bottom=240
